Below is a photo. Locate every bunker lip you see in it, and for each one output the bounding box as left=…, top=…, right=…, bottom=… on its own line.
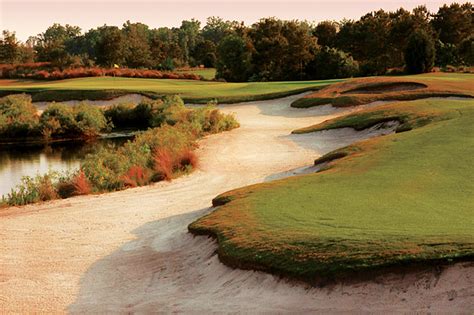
left=341, top=82, right=427, bottom=94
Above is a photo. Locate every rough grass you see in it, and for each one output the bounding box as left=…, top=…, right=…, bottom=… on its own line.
left=0, top=77, right=343, bottom=103
left=189, top=97, right=474, bottom=283
left=291, top=73, right=474, bottom=108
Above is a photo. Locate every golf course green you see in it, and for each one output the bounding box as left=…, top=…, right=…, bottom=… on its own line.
left=189, top=74, right=474, bottom=282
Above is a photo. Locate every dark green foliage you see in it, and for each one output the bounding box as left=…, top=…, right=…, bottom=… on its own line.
left=458, top=36, right=474, bottom=65
left=404, top=30, right=436, bottom=74
left=216, top=35, right=252, bottom=82
left=192, top=40, right=217, bottom=67
left=306, top=47, right=359, bottom=79
left=95, top=26, right=127, bottom=67
left=248, top=18, right=317, bottom=81
left=436, top=40, right=461, bottom=66
left=1, top=2, right=472, bottom=81
left=0, top=30, right=33, bottom=64
left=431, top=3, right=473, bottom=47
left=313, top=21, right=338, bottom=47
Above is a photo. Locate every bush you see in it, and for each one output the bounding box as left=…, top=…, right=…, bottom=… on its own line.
left=2, top=95, right=239, bottom=206
left=40, top=102, right=109, bottom=139
left=0, top=94, right=39, bottom=138
left=74, top=103, right=110, bottom=137
left=81, top=147, right=131, bottom=191
left=404, top=30, right=436, bottom=74
left=40, top=103, right=77, bottom=138
left=3, top=173, right=59, bottom=206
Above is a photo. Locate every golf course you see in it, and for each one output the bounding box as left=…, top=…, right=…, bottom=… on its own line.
left=0, top=72, right=473, bottom=312
left=2, top=0, right=473, bottom=311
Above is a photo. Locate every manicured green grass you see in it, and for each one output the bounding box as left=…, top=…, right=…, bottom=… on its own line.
left=176, top=68, right=216, bottom=80
left=190, top=98, right=474, bottom=282
left=0, top=77, right=343, bottom=103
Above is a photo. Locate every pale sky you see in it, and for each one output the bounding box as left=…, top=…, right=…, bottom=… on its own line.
left=0, top=0, right=457, bottom=41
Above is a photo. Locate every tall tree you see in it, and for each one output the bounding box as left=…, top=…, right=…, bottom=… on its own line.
left=0, top=31, right=21, bottom=63
left=202, top=17, right=237, bottom=44
left=405, top=29, right=435, bottom=74
left=313, top=21, right=338, bottom=47
left=216, top=34, right=252, bottom=82
left=35, top=23, right=81, bottom=67
left=149, top=27, right=183, bottom=69
left=249, top=19, right=316, bottom=80
left=95, top=26, right=127, bottom=67
left=431, top=3, right=473, bottom=47
left=122, top=21, right=152, bottom=68
left=178, top=19, right=201, bottom=65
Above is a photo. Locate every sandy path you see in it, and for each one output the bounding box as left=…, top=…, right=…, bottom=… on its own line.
left=1, top=94, right=472, bottom=313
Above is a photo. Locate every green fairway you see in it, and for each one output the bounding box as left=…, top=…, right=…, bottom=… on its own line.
left=189, top=97, right=474, bottom=281
left=0, top=77, right=342, bottom=103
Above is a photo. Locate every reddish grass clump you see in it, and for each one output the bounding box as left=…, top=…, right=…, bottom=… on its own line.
left=153, top=148, right=174, bottom=181
left=121, top=165, right=151, bottom=187
left=73, top=171, right=92, bottom=195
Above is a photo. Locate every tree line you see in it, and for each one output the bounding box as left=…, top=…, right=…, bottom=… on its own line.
left=0, top=2, right=472, bottom=81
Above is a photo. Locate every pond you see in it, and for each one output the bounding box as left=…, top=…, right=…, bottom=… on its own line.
left=0, top=137, right=129, bottom=198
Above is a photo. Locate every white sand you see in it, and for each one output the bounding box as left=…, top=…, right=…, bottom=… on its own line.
left=1, top=94, right=472, bottom=313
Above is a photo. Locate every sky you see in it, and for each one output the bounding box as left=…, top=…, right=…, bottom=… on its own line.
left=0, top=0, right=457, bottom=41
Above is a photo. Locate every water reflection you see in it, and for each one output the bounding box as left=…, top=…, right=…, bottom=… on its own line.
left=0, top=138, right=128, bottom=197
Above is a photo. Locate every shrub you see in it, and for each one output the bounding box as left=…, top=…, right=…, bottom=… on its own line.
left=81, top=147, right=130, bottom=191
left=40, top=103, right=77, bottom=138
left=2, top=95, right=240, bottom=205
left=74, top=103, right=110, bottom=137
left=0, top=94, right=39, bottom=138
left=3, top=172, right=59, bottom=206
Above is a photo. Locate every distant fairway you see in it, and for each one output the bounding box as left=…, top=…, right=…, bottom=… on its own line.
left=0, top=77, right=343, bottom=103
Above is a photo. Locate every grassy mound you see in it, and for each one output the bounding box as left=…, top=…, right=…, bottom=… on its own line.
left=189, top=97, right=474, bottom=282
left=0, top=77, right=343, bottom=103
left=291, top=73, right=474, bottom=108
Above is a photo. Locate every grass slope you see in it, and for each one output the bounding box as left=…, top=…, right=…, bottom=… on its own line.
left=291, top=73, right=474, bottom=108
left=0, top=77, right=342, bottom=103
left=189, top=97, right=474, bottom=282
